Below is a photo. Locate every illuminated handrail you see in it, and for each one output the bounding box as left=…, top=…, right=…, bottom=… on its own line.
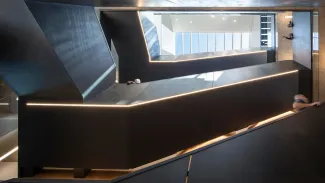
left=131, top=110, right=294, bottom=172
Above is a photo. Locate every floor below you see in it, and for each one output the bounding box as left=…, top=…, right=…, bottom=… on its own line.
left=0, top=162, right=17, bottom=181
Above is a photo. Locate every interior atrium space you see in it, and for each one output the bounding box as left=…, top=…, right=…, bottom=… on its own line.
left=1, top=0, right=325, bottom=183
left=140, top=12, right=275, bottom=57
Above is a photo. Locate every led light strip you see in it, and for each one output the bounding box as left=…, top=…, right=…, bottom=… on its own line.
left=0, top=146, right=18, bottom=162
left=137, top=11, right=267, bottom=63
left=27, top=70, right=298, bottom=108
left=152, top=50, right=267, bottom=63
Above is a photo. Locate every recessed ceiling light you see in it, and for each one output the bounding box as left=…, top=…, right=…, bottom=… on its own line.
left=233, top=20, right=237, bottom=23
left=190, top=21, right=193, bottom=23
left=211, top=15, right=215, bottom=18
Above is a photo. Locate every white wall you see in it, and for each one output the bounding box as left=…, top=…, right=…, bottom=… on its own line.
left=277, top=11, right=293, bottom=61
left=140, top=13, right=264, bottom=55
left=139, top=13, right=176, bottom=55
left=313, top=14, right=318, bottom=33
left=161, top=15, right=175, bottom=55
left=250, top=16, right=261, bottom=48
left=153, top=15, right=162, bottom=50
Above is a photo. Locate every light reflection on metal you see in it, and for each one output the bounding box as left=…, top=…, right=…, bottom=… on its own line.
left=27, top=70, right=298, bottom=108
left=0, top=146, right=18, bottom=162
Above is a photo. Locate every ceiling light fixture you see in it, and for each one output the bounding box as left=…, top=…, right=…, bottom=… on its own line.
left=233, top=20, right=237, bottom=23
left=190, top=21, right=193, bottom=23
left=211, top=15, right=215, bottom=18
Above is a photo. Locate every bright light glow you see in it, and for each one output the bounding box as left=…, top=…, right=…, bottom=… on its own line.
left=211, top=15, right=215, bottom=18
left=222, top=17, right=225, bottom=20
left=233, top=20, right=237, bottom=23
left=189, top=21, right=193, bottom=24
left=137, top=0, right=144, bottom=7
left=285, top=15, right=293, bottom=19
left=16, top=97, right=19, bottom=101
left=27, top=70, right=298, bottom=108
left=0, top=146, right=18, bottom=162
left=151, top=50, right=266, bottom=63
left=255, top=111, right=294, bottom=127
left=0, top=103, right=9, bottom=106
left=138, top=11, right=264, bottom=64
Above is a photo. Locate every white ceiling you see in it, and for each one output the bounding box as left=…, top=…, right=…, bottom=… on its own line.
left=166, top=14, right=260, bottom=32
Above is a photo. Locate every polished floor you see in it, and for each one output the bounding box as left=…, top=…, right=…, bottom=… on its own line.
left=0, top=162, right=17, bottom=180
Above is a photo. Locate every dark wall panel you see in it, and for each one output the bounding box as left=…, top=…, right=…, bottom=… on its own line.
left=113, top=157, right=189, bottom=183
left=127, top=71, right=298, bottom=166
left=19, top=67, right=300, bottom=173
left=0, top=0, right=81, bottom=101
left=24, top=0, right=96, bottom=6
left=103, top=11, right=149, bottom=82
left=102, top=11, right=267, bottom=83
left=19, top=104, right=130, bottom=170
left=188, top=105, right=325, bottom=183
left=26, top=1, right=115, bottom=98
left=293, top=11, right=312, bottom=70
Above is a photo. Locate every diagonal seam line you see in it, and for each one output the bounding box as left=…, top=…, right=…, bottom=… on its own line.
left=82, top=64, right=116, bottom=98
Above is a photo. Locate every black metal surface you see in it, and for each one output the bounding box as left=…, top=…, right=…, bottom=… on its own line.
left=0, top=0, right=81, bottom=102
left=26, top=0, right=324, bottom=7
left=102, top=11, right=268, bottom=82
left=26, top=1, right=116, bottom=99
left=18, top=63, right=304, bottom=174
left=88, top=61, right=306, bottom=105
left=6, top=179, right=110, bottom=183
left=188, top=104, right=325, bottom=183
left=127, top=71, right=298, bottom=167
left=113, top=157, right=189, bottom=183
